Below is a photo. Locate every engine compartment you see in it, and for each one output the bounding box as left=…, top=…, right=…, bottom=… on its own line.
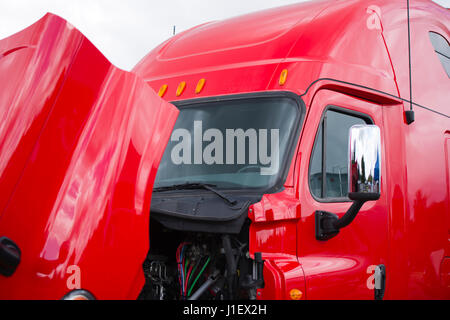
left=138, top=211, right=264, bottom=300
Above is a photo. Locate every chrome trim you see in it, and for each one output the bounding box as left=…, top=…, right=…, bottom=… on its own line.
left=348, top=125, right=381, bottom=196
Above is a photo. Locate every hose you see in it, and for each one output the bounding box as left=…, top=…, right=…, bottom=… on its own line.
left=222, top=235, right=236, bottom=299
left=188, top=270, right=220, bottom=300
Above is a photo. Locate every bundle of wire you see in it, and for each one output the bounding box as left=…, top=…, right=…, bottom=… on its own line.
left=176, top=242, right=211, bottom=299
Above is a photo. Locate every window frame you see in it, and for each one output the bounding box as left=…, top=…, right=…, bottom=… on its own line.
left=308, top=105, right=374, bottom=203
left=158, top=91, right=306, bottom=195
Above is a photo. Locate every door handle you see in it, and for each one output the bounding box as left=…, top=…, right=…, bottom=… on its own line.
left=374, top=264, right=386, bottom=300
left=0, top=236, right=21, bottom=277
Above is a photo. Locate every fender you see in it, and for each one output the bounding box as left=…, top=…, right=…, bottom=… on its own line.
left=249, top=189, right=306, bottom=300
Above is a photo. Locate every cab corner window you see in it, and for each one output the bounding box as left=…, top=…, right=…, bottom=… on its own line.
left=309, top=108, right=371, bottom=201
left=429, top=31, right=450, bottom=78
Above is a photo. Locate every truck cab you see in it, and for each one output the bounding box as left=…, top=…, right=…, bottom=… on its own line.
left=132, top=0, right=450, bottom=300
left=0, top=0, right=449, bottom=300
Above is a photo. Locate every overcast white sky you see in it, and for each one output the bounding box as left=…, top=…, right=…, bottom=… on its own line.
left=0, top=0, right=449, bottom=70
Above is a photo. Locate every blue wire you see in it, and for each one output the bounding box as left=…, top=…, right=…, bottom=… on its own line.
left=180, top=245, right=186, bottom=295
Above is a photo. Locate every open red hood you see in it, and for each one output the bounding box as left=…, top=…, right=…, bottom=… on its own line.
left=0, top=13, right=178, bottom=299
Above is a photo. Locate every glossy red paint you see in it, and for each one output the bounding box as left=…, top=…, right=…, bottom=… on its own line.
left=248, top=189, right=306, bottom=300
left=1, top=0, right=449, bottom=300
left=134, top=0, right=449, bottom=299
left=0, top=14, right=178, bottom=299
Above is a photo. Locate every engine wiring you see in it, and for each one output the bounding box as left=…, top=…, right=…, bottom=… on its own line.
left=176, top=242, right=213, bottom=299
left=176, top=242, right=190, bottom=298
left=187, top=257, right=210, bottom=297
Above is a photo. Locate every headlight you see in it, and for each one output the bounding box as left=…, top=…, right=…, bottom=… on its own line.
left=62, top=289, right=95, bottom=300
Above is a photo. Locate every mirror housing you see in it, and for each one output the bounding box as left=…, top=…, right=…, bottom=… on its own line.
left=348, top=125, right=381, bottom=201
left=316, top=125, right=382, bottom=241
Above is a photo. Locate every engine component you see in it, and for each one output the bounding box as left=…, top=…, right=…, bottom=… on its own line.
left=140, top=221, right=264, bottom=300
left=141, top=255, right=173, bottom=300
left=188, top=270, right=220, bottom=300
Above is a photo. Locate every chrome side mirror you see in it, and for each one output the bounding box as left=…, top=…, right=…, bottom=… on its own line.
left=316, top=125, right=382, bottom=241
left=348, top=125, right=381, bottom=201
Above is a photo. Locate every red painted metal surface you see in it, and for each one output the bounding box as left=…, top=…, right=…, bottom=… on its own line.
left=0, top=14, right=178, bottom=299
left=1, top=0, right=449, bottom=300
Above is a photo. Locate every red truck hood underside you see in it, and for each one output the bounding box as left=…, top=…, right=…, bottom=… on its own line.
left=0, top=13, right=178, bottom=299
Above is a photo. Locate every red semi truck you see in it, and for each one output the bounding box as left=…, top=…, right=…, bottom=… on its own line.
left=0, top=0, right=449, bottom=300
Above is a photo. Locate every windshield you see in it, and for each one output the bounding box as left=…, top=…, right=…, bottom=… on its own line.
left=154, top=94, right=302, bottom=191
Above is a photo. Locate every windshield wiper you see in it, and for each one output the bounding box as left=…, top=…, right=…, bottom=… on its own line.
left=154, top=183, right=237, bottom=206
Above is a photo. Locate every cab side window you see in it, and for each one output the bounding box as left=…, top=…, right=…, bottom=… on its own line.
left=309, top=108, right=371, bottom=200
left=429, top=31, right=450, bottom=78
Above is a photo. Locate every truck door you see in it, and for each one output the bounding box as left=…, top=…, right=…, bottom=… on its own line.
left=296, top=89, right=389, bottom=299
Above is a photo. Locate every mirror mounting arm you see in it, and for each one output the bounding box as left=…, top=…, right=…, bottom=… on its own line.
left=315, top=193, right=379, bottom=241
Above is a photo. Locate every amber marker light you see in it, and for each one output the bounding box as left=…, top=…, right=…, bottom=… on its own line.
left=195, top=78, right=206, bottom=94
left=176, top=81, right=186, bottom=97
left=279, top=69, right=288, bottom=86
left=158, top=84, right=168, bottom=97
left=289, top=288, right=303, bottom=300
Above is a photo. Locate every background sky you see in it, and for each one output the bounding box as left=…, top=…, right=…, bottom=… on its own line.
left=0, top=0, right=449, bottom=71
